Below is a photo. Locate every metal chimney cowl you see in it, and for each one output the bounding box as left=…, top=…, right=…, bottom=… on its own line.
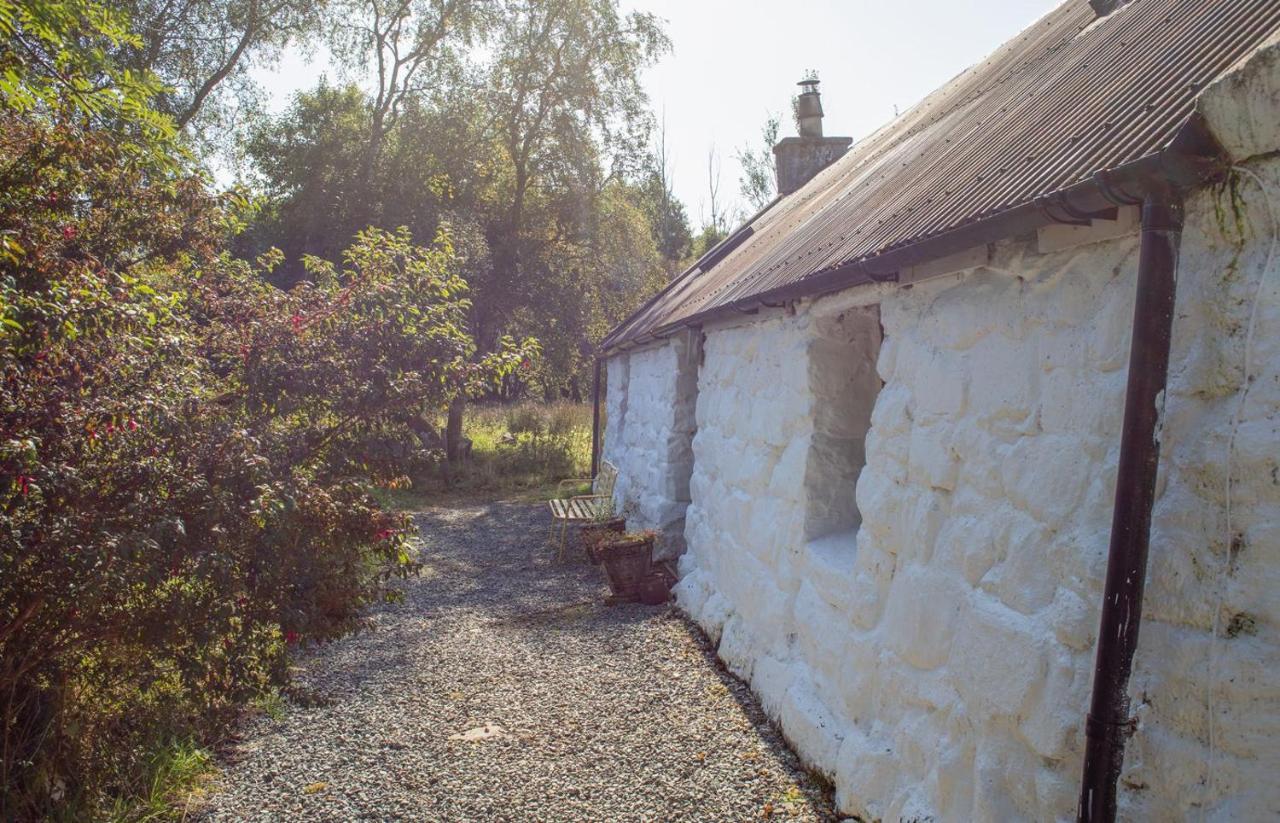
left=774, top=77, right=852, bottom=196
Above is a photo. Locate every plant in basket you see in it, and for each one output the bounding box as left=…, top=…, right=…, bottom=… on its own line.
left=579, top=501, right=626, bottom=564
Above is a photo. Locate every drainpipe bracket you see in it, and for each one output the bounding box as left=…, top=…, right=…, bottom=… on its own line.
left=1085, top=712, right=1138, bottom=742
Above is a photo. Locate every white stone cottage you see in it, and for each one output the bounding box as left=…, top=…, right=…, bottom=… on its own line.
left=595, top=1, right=1280, bottom=820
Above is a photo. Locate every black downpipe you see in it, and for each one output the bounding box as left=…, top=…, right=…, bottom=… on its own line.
left=1078, top=190, right=1185, bottom=822
left=590, top=357, right=602, bottom=478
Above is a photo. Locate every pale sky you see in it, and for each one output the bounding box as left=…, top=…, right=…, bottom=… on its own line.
left=251, top=0, right=1063, bottom=222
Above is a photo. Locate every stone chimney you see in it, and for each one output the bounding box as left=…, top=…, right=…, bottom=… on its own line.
left=773, top=77, right=853, bottom=196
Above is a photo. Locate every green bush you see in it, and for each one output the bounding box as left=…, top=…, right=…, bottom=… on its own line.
left=0, top=2, right=535, bottom=814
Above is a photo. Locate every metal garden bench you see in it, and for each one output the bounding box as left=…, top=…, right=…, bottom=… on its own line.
left=547, top=460, right=618, bottom=561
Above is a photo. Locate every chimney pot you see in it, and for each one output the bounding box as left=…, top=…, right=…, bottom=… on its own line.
left=773, top=76, right=852, bottom=196
left=796, top=77, right=824, bottom=138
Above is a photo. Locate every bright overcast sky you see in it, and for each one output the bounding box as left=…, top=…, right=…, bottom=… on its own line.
left=251, top=0, right=1063, bottom=222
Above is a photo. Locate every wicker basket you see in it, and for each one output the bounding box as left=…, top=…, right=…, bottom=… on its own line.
left=597, top=534, right=654, bottom=597
left=637, top=561, right=677, bottom=605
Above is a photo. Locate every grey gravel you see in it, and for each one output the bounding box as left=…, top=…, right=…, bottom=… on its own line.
left=200, top=501, right=837, bottom=822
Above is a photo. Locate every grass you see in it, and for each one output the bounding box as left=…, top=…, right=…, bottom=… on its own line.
left=379, top=400, right=596, bottom=507
left=100, top=739, right=216, bottom=823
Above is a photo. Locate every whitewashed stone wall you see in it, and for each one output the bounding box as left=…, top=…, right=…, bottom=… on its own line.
left=669, top=152, right=1280, bottom=821
left=602, top=330, right=699, bottom=558
left=601, top=43, right=1280, bottom=821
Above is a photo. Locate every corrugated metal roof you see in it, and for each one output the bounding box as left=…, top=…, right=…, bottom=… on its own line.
left=603, top=0, right=1280, bottom=351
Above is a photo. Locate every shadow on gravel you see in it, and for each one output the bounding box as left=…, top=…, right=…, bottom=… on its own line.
left=404, top=500, right=837, bottom=820
left=202, top=499, right=839, bottom=822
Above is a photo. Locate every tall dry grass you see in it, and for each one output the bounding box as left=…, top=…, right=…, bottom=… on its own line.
left=388, top=401, right=597, bottom=503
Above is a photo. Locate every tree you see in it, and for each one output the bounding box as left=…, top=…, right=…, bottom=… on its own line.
left=0, top=2, right=534, bottom=811
left=0, top=0, right=173, bottom=145
left=478, top=0, right=669, bottom=347
left=737, top=113, right=780, bottom=211
left=242, top=82, right=381, bottom=279
left=638, top=114, right=692, bottom=274
left=114, top=0, right=325, bottom=140
left=328, top=0, right=490, bottom=189
left=692, top=144, right=740, bottom=258
left=240, top=0, right=675, bottom=439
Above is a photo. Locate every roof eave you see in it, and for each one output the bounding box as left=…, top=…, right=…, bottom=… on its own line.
left=599, top=114, right=1226, bottom=359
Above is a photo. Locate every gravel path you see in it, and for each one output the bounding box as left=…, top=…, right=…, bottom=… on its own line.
left=200, top=501, right=837, bottom=822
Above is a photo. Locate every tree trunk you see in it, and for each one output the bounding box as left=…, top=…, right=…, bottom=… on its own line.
left=445, top=397, right=466, bottom=463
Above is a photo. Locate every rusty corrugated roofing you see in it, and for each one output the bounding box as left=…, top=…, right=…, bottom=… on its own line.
left=603, top=0, right=1280, bottom=351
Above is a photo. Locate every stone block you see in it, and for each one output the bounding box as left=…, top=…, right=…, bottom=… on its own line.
left=833, top=633, right=880, bottom=724
left=1086, top=278, right=1136, bottom=373
left=1018, top=648, right=1087, bottom=760
left=864, top=427, right=908, bottom=485
left=778, top=674, right=848, bottom=775
left=800, top=532, right=858, bottom=609
left=881, top=566, right=965, bottom=670
left=1038, top=333, right=1088, bottom=372
left=917, top=270, right=1006, bottom=351
left=834, top=730, right=899, bottom=822
left=950, top=426, right=1007, bottom=499
left=699, top=591, right=731, bottom=644
left=932, top=512, right=995, bottom=584
left=934, top=733, right=977, bottom=821
left=1198, top=39, right=1280, bottom=162
left=1048, top=587, right=1096, bottom=651
left=869, top=382, right=913, bottom=437
left=990, top=531, right=1058, bottom=615
left=1040, top=367, right=1125, bottom=437
left=750, top=652, right=794, bottom=719
left=793, top=581, right=852, bottom=673
left=768, top=435, right=809, bottom=499
left=673, top=568, right=711, bottom=618
left=716, top=614, right=756, bottom=679
left=876, top=333, right=900, bottom=382
left=1034, top=767, right=1078, bottom=821
left=912, top=350, right=968, bottom=418
left=885, top=660, right=956, bottom=714
left=892, top=491, right=949, bottom=565
left=908, top=423, right=959, bottom=492
left=849, top=540, right=901, bottom=632
left=972, top=732, right=1039, bottom=821
left=966, top=337, right=1039, bottom=431
left=1000, top=435, right=1091, bottom=527
left=854, top=463, right=901, bottom=542
left=950, top=598, right=1049, bottom=722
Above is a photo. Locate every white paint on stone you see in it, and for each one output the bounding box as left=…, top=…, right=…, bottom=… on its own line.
left=602, top=330, right=700, bottom=559
left=600, top=46, right=1280, bottom=822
